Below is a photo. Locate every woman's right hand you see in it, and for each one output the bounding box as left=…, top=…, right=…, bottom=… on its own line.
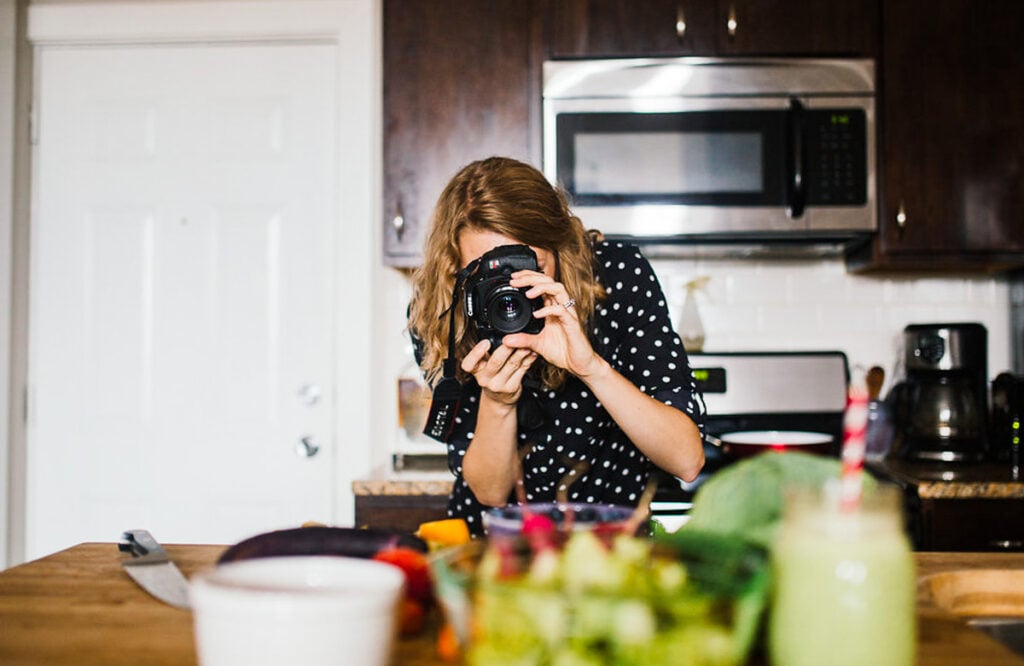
left=461, top=340, right=537, bottom=406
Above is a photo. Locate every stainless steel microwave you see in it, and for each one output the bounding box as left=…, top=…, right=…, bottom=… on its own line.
left=542, top=58, right=876, bottom=252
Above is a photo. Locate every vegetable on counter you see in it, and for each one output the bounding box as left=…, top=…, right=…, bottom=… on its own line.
left=216, top=525, right=427, bottom=564
left=433, top=529, right=769, bottom=666
left=683, top=451, right=876, bottom=549
left=416, top=518, right=471, bottom=549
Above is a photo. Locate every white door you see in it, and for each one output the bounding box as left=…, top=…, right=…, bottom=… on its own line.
left=27, top=43, right=338, bottom=559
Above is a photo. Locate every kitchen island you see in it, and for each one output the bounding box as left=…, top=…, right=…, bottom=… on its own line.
left=1, top=542, right=1022, bottom=665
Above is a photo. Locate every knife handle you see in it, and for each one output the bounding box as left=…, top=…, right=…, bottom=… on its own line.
left=120, top=529, right=171, bottom=564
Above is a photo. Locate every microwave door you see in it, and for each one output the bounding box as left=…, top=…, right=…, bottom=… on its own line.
left=556, top=109, right=790, bottom=211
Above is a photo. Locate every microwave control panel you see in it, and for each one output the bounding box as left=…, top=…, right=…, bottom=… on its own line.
left=805, top=109, right=867, bottom=206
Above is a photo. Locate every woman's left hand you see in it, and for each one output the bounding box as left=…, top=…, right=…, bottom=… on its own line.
left=500, top=271, right=604, bottom=378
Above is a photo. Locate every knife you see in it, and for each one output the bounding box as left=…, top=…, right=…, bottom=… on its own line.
left=119, top=529, right=191, bottom=610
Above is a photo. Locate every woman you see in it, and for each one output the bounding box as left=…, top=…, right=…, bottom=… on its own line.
left=408, top=156, right=705, bottom=534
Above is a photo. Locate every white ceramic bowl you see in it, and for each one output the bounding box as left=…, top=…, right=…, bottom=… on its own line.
left=190, top=556, right=404, bottom=666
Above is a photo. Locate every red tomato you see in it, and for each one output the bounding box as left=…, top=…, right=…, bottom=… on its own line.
left=372, top=546, right=433, bottom=605
left=397, top=598, right=426, bottom=636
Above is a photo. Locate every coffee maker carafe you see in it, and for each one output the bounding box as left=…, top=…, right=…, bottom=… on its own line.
left=888, top=323, right=988, bottom=462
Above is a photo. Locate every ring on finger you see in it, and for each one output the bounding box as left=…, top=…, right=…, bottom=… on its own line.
left=562, top=298, right=576, bottom=310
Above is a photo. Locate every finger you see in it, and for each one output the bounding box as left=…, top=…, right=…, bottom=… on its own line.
left=533, top=302, right=579, bottom=322
left=495, top=348, right=534, bottom=376
left=509, top=270, right=551, bottom=285
left=521, top=281, right=571, bottom=305
left=485, top=343, right=515, bottom=372
left=460, top=339, right=491, bottom=374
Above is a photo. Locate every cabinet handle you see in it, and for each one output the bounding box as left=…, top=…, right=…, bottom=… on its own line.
left=895, top=200, right=907, bottom=239
left=989, top=539, right=1023, bottom=550
left=675, top=3, right=686, bottom=41
left=392, top=199, right=406, bottom=241
left=726, top=4, right=738, bottom=39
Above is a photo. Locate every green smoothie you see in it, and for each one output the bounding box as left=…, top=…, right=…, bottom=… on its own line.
left=768, top=486, right=916, bottom=666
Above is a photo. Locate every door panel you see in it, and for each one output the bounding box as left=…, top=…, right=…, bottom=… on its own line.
left=28, top=43, right=337, bottom=559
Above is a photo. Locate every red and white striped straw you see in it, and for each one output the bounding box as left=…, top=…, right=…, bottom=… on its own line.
left=840, top=376, right=870, bottom=511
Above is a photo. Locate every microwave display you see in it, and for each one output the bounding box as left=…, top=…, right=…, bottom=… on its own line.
left=556, top=106, right=866, bottom=214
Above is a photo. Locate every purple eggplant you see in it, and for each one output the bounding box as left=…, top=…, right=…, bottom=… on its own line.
left=217, top=526, right=427, bottom=564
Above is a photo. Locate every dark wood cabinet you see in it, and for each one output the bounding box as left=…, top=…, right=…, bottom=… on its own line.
left=848, top=0, right=1024, bottom=272
left=918, top=498, right=1024, bottom=552
left=382, top=0, right=545, bottom=267
left=354, top=494, right=449, bottom=533
left=547, top=0, right=878, bottom=58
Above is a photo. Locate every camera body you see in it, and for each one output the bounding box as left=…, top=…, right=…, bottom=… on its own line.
left=463, top=244, right=545, bottom=349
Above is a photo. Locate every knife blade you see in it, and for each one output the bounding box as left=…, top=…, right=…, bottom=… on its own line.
left=119, top=529, right=191, bottom=610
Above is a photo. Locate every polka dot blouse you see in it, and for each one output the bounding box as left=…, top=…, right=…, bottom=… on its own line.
left=442, top=241, right=706, bottom=535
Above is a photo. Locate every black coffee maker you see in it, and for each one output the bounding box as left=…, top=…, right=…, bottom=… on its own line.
left=888, top=323, right=988, bottom=462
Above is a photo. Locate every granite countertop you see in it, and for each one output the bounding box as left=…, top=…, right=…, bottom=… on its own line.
left=358, top=460, right=1024, bottom=500
left=352, top=471, right=453, bottom=497
left=869, top=460, right=1024, bottom=499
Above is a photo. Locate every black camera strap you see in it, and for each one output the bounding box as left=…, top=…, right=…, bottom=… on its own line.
left=423, top=258, right=480, bottom=442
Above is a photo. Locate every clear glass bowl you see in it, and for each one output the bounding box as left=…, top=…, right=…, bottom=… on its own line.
left=430, top=529, right=770, bottom=666
left=482, top=501, right=637, bottom=537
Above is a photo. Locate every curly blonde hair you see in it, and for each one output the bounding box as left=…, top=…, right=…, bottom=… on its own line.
left=409, top=157, right=605, bottom=390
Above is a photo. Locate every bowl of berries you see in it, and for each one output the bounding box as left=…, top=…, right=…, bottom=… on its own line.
left=482, top=501, right=639, bottom=539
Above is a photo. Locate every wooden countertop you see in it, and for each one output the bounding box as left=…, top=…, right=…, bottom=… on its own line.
left=1, top=543, right=1023, bottom=665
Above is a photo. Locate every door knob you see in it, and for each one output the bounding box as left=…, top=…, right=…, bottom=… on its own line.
left=296, top=436, right=320, bottom=458
left=297, top=383, right=321, bottom=406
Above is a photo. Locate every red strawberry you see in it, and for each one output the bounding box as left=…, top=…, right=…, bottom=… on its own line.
left=372, top=546, right=433, bottom=605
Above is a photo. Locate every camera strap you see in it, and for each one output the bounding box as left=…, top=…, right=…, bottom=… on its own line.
left=423, top=259, right=480, bottom=442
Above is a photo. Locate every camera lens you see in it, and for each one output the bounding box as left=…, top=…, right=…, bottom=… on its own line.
left=485, top=286, right=533, bottom=333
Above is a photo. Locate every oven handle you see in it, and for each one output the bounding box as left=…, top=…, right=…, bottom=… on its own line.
left=649, top=500, right=693, bottom=514
left=787, top=97, right=806, bottom=219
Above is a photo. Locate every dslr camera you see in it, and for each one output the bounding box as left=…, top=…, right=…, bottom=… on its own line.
left=463, top=244, right=545, bottom=349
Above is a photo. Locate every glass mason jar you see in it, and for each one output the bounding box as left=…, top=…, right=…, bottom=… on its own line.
left=768, top=481, right=916, bottom=666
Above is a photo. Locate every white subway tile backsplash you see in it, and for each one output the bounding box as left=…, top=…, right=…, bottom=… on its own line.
left=648, top=256, right=1013, bottom=382
left=913, top=278, right=970, bottom=305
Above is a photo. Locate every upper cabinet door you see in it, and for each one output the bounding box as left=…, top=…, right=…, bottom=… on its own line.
left=383, top=0, right=544, bottom=267
left=548, top=0, right=878, bottom=58
left=855, top=0, right=1024, bottom=270
left=547, top=0, right=717, bottom=57
left=716, top=0, right=878, bottom=56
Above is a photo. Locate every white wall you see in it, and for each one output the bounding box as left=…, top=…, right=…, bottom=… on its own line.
left=379, top=257, right=1012, bottom=457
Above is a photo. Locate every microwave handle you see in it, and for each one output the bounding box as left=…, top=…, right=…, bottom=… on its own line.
left=787, top=98, right=806, bottom=219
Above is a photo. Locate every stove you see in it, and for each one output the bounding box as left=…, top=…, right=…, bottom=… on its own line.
left=651, top=351, right=850, bottom=529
